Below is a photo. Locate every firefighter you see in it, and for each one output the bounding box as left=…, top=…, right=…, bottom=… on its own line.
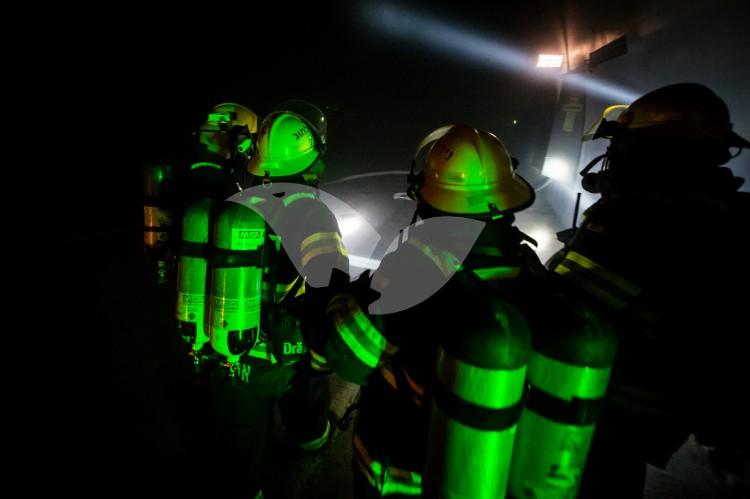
left=550, top=83, right=750, bottom=497
left=170, top=102, right=262, bottom=496
left=243, top=99, right=348, bottom=454
left=176, top=102, right=259, bottom=368
left=323, top=125, right=614, bottom=497
left=202, top=100, right=349, bottom=497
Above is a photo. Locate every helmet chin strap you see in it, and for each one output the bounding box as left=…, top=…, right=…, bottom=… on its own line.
left=579, top=153, right=609, bottom=177
left=579, top=152, right=612, bottom=194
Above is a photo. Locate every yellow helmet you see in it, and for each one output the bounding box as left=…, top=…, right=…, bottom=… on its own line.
left=618, top=83, right=750, bottom=146
left=586, top=83, right=750, bottom=147
left=412, top=125, right=534, bottom=215
left=198, top=103, right=259, bottom=159
left=247, top=111, right=322, bottom=178
left=582, top=104, right=629, bottom=142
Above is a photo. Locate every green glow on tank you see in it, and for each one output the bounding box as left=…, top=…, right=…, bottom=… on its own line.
left=510, top=409, right=595, bottom=498
left=214, top=203, right=265, bottom=251
left=426, top=404, right=517, bottom=498
left=509, top=304, right=616, bottom=499
left=436, top=348, right=526, bottom=408
left=176, top=199, right=214, bottom=348
left=176, top=256, right=209, bottom=345
left=209, top=266, right=262, bottom=361
left=208, top=203, right=265, bottom=361
left=425, top=309, right=529, bottom=499
left=177, top=259, right=207, bottom=300
left=529, top=353, right=611, bottom=400
left=182, top=199, right=213, bottom=244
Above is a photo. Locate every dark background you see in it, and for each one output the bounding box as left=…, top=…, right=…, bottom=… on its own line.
left=53, top=0, right=750, bottom=244
left=54, top=1, right=570, bottom=242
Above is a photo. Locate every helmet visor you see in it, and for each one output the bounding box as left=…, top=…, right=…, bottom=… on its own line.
left=582, top=104, right=629, bottom=141
left=270, top=99, right=328, bottom=150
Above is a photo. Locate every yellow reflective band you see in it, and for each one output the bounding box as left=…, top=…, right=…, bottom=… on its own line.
left=310, top=348, right=328, bottom=365
left=311, top=358, right=331, bottom=372
left=300, top=231, right=343, bottom=253
left=276, top=279, right=297, bottom=294
left=310, top=349, right=330, bottom=371
left=335, top=317, right=380, bottom=368
left=565, top=251, right=641, bottom=297
left=246, top=342, right=277, bottom=364
left=382, top=469, right=422, bottom=496
left=349, top=299, right=397, bottom=356
left=556, top=255, right=659, bottom=321
left=529, top=352, right=612, bottom=400
left=472, top=266, right=521, bottom=280
left=555, top=262, right=628, bottom=309
left=299, top=419, right=330, bottom=451
left=283, top=191, right=317, bottom=207
left=301, top=242, right=348, bottom=268
left=276, top=277, right=300, bottom=302
left=330, top=295, right=394, bottom=368
left=348, top=302, right=390, bottom=354
left=602, top=104, right=629, bottom=118
left=407, top=238, right=461, bottom=277
left=436, top=347, right=526, bottom=409
left=353, top=433, right=422, bottom=496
